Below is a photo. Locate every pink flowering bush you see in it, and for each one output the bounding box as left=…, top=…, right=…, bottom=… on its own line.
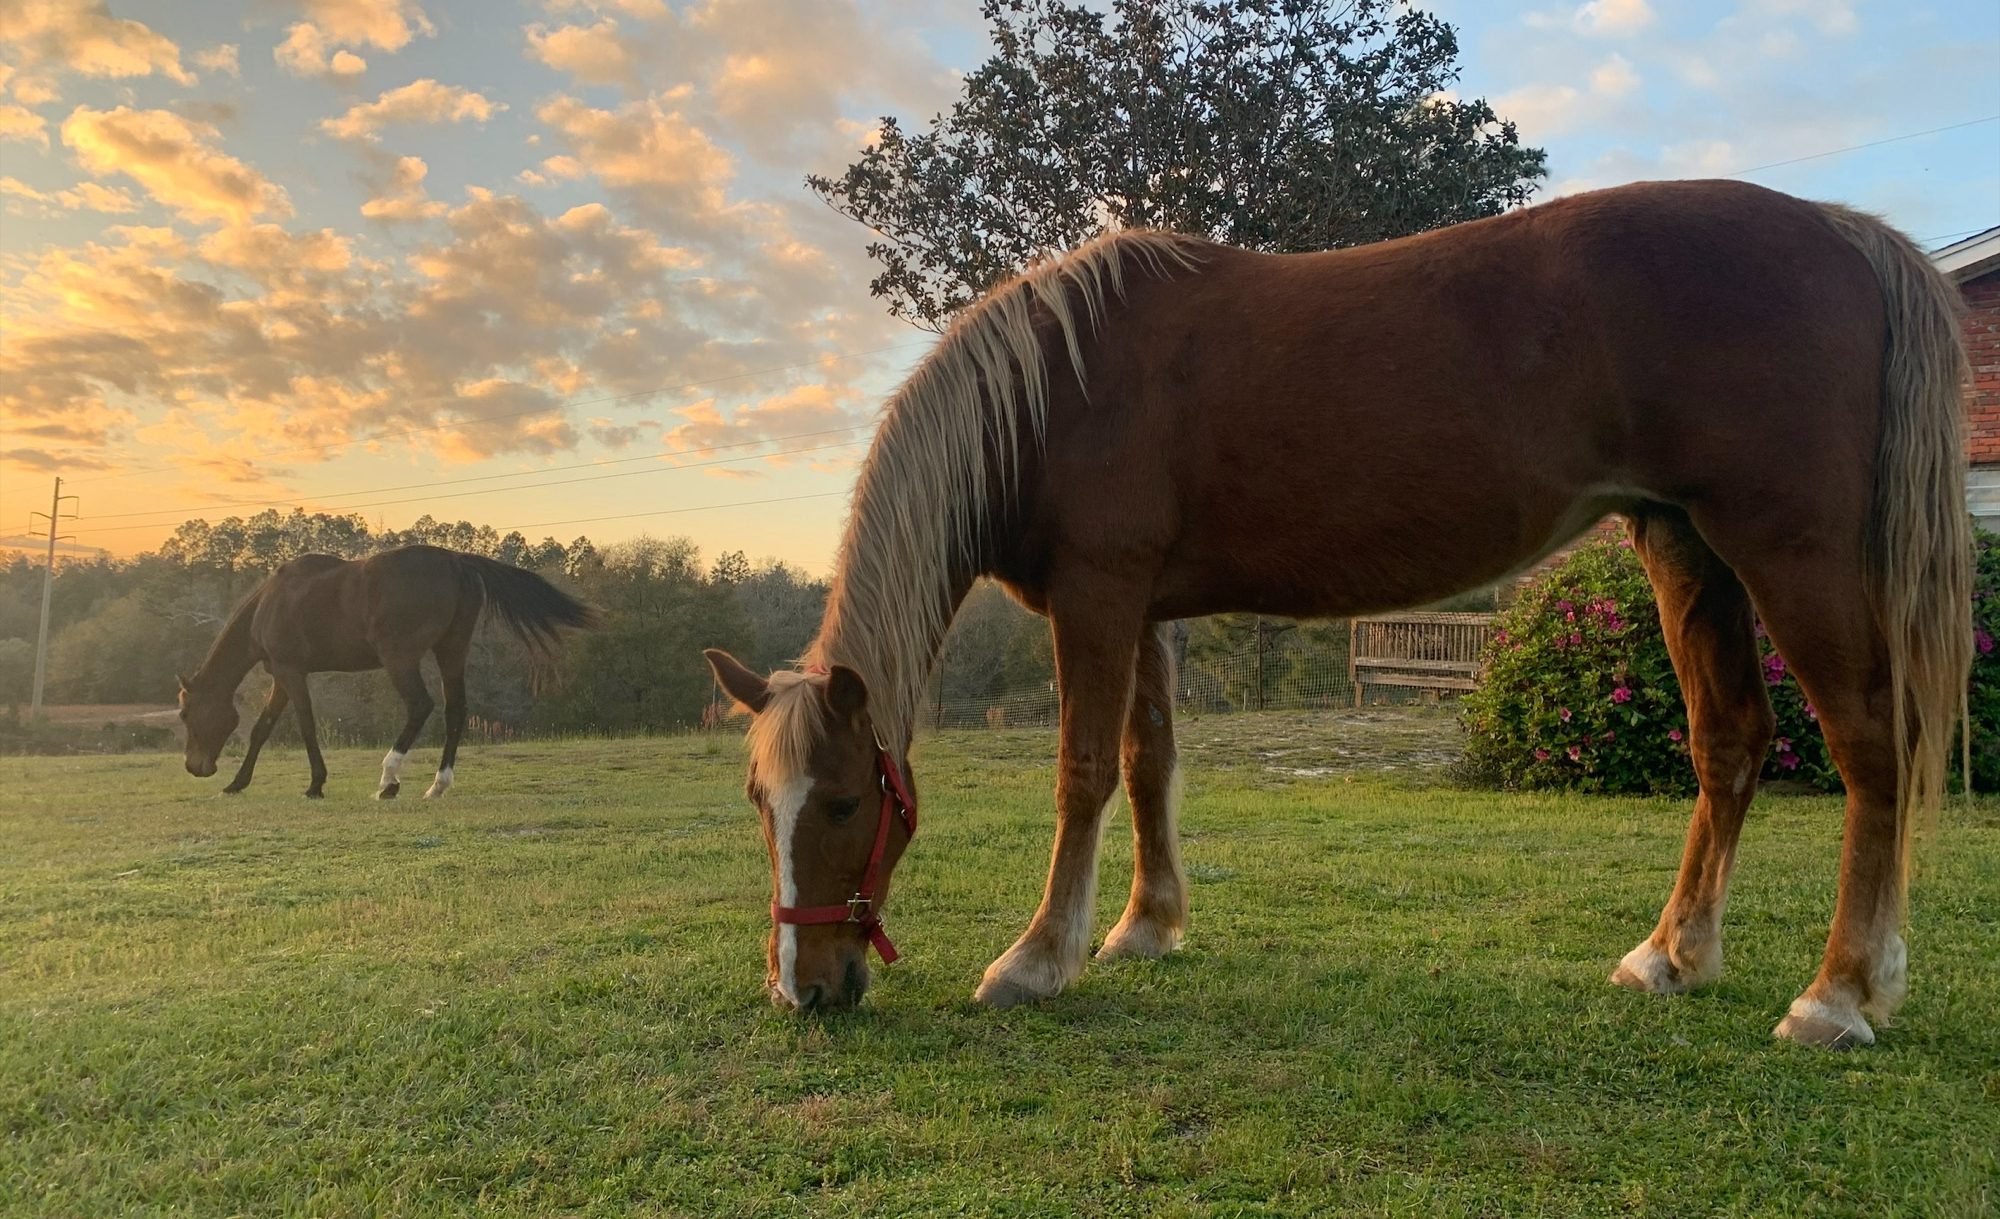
left=1461, top=536, right=1837, bottom=795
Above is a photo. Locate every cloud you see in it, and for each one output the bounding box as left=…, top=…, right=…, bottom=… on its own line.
left=321, top=79, right=505, bottom=142
left=0, top=174, right=139, bottom=212
left=0, top=0, right=193, bottom=86
left=525, top=18, right=636, bottom=86
left=0, top=104, right=50, bottom=148
left=663, top=383, right=868, bottom=469
left=275, top=0, right=433, bottom=77
left=1494, top=54, right=1644, bottom=139
left=1, top=446, right=113, bottom=473
left=275, top=24, right=368, bottom=79
left=61, top=106, right=292, bottom=225
left=194, top=44, right=240, bottom=76
left=360, top=154, right=447, bottom=221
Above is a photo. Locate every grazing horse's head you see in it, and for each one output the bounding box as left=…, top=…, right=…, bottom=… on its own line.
left=176, top=673, right=237, bottom=778
left=704, top=649, right=916, bottom=1014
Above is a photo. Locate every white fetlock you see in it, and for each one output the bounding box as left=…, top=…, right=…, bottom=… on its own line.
left=423, top=766, right=453, bottom=799
left=377, top=749, right=406, bottom=799
left=975, top=930, right=1085, bottom=1008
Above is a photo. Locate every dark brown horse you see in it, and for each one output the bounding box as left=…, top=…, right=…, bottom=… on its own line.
left=704, top=179, right=1970, bottom=1048
left=178, top=545, right=595, bottom=799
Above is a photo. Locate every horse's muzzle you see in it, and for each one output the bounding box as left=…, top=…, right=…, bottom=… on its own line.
left=185, top=757, right=217, bottom=778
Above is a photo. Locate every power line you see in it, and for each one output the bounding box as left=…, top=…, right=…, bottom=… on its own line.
left=75, top=424, right=873, bottom=522
left=1724, top=114, right=2000, bottom=178
left=67, top=438, right=868, bottom=537
left=499, top=490, right=849, bottom=533
left=63, top=339, right=932, bottom=488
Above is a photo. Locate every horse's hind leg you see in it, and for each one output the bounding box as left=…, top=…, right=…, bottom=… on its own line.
left=424, top=644, right=468, bottom=800
left=376, top=659, right=435, bottom=800
left=1099, top=621, right=1189, bottom=961
left=975, top=579, right=1144, bottom=1008
left=1722, top=546, right=1911, bottom=1048
left=1613, top=508, right=1773, bottom=996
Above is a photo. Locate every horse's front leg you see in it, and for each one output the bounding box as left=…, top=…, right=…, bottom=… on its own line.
left=975, top=590, right=1141, bottom=1008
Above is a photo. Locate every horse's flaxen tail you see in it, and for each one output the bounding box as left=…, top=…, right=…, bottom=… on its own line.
left=1817, top=203, right=1973, bottom=891
left=454, top=553, right=599, bottom=657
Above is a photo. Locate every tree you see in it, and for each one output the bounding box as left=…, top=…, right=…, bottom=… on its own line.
left=808, top=0, right=1547, bottom=329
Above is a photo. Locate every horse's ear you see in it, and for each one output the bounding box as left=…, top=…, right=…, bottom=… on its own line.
left=704, top=649, right=770, bottom=714
left=825, top=665, right=868, bottom=720
left=177, top=672, right=191, bottom=693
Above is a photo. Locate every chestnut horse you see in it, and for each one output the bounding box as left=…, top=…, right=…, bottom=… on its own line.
left=704, top=179, right=1970, bottom=1047
left=178, top=545, right=595, bottom=798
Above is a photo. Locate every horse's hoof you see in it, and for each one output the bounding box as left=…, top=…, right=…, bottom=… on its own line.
left=305, top=790, right=324, bottom=800
left=376, top=783, right=399, bottom=800
left=1774, top=999, right=1874, bottom=1049
left=972, top=975, right=1048, bottom=1010
left=1096, top=915, right=1183, bottom=961
left=220, top=784, right=247, bottom=796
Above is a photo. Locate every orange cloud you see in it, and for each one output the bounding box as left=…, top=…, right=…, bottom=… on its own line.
left=0, top=174, right=138, bottom=212
left=0, top=103, right=49, bottom=148
left=360, top=155, right=446, bottom=222
left=321, top=79, right=505, bottom=142
left=0, top=0, right=193, bottom=86
left=61, top=105, right=291, bottom=225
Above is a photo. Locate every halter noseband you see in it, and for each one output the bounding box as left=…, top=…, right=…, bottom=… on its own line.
left=769, top=746, right=918, bottom=963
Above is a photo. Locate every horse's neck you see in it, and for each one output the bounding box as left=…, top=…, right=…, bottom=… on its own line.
left=192, top=590, right=262, bottom=691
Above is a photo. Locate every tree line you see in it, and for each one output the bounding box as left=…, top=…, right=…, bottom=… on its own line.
left=0, top=508, right=1061, bottom=741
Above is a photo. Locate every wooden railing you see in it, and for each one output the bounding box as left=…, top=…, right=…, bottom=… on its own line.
left=1347, top=611, right=1498, bottom=705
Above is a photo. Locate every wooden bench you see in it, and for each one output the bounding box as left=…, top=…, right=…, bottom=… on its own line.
left=1347, top=611, right=1497, bottom=706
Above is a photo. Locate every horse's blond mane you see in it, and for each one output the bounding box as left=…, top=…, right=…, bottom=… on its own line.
left=746, top=229, right=1203, bottom=786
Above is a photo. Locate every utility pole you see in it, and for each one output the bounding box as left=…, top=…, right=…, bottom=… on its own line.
left=28, top=476, right=80, bottom=718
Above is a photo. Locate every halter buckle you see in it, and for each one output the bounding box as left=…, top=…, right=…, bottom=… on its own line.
left=845, top=894, right=873, bottom=923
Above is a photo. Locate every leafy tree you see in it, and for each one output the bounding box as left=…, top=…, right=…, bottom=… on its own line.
left=809, top=0, right=1547, bottom=329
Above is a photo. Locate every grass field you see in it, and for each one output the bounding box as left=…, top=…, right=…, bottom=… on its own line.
left=4, top=718, right=1997, bottom=1217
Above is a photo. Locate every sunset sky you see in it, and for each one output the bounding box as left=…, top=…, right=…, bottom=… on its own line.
left=2, top=0, right=1996, bottom=572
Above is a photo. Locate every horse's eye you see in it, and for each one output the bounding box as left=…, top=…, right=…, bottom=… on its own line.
left=827, top=797, right=861, bottom=823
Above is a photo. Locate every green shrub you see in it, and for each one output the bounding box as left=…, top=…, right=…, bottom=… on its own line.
left=1461, top=536, right=1836, bottom=795
left=1966, top=529, right=2000, bottom=791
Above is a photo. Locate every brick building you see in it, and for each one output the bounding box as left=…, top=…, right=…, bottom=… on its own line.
left=1936, top=226, right=2000, bottom=527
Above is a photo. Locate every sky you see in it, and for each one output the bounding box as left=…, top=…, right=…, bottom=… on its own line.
left=1, top=0, right=1996, bottom=573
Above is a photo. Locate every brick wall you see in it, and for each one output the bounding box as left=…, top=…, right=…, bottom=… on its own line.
left=1966, top=270, right=2000, bottom=464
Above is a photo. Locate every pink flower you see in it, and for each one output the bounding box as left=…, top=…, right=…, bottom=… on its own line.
left=1555, top=599, right=1573, bottom=615
left=1763, top=653, right=1787, bottom=686
left=1601, top=730, right=1616, bottom=742
left=1565, top=610, right=1577, bottom=623
left=1978, top=629, right=1995, bottom=656
left=1775, top=737, right=1792, bottom=754
left=1804, top=702, right=1817, bottom=721
left=1611, top=685, right=1632, bottom=704
left=1618, top=537, right=1634, bottom=549
left=1569, top=631, right=1583, bottom=646
left=1667, top=728, right=1684, bottom=743
left=1534, top=748, right=1551, bottom=762
left=1777, top=752, right=1801, bottom=771
left=1567, top=745, right=1583, bottom=762
left=1559, top=707, right=1572, bottom=722
left=1494, top=629, right=1510, bottom=645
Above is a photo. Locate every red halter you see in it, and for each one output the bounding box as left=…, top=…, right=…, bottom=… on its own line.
left=769, top=747, right=918, bottom=963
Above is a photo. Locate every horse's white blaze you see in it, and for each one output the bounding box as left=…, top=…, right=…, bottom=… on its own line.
left=767, top=775, right=813, bottom=1006
left=423, top=767, right=452, bottom=799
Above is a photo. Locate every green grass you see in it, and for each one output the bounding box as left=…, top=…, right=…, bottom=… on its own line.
left=3, top=723, right=1997, bottom=1217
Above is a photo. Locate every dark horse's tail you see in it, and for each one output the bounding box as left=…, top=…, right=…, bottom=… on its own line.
left=453, top=553, right=599, bottom=655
